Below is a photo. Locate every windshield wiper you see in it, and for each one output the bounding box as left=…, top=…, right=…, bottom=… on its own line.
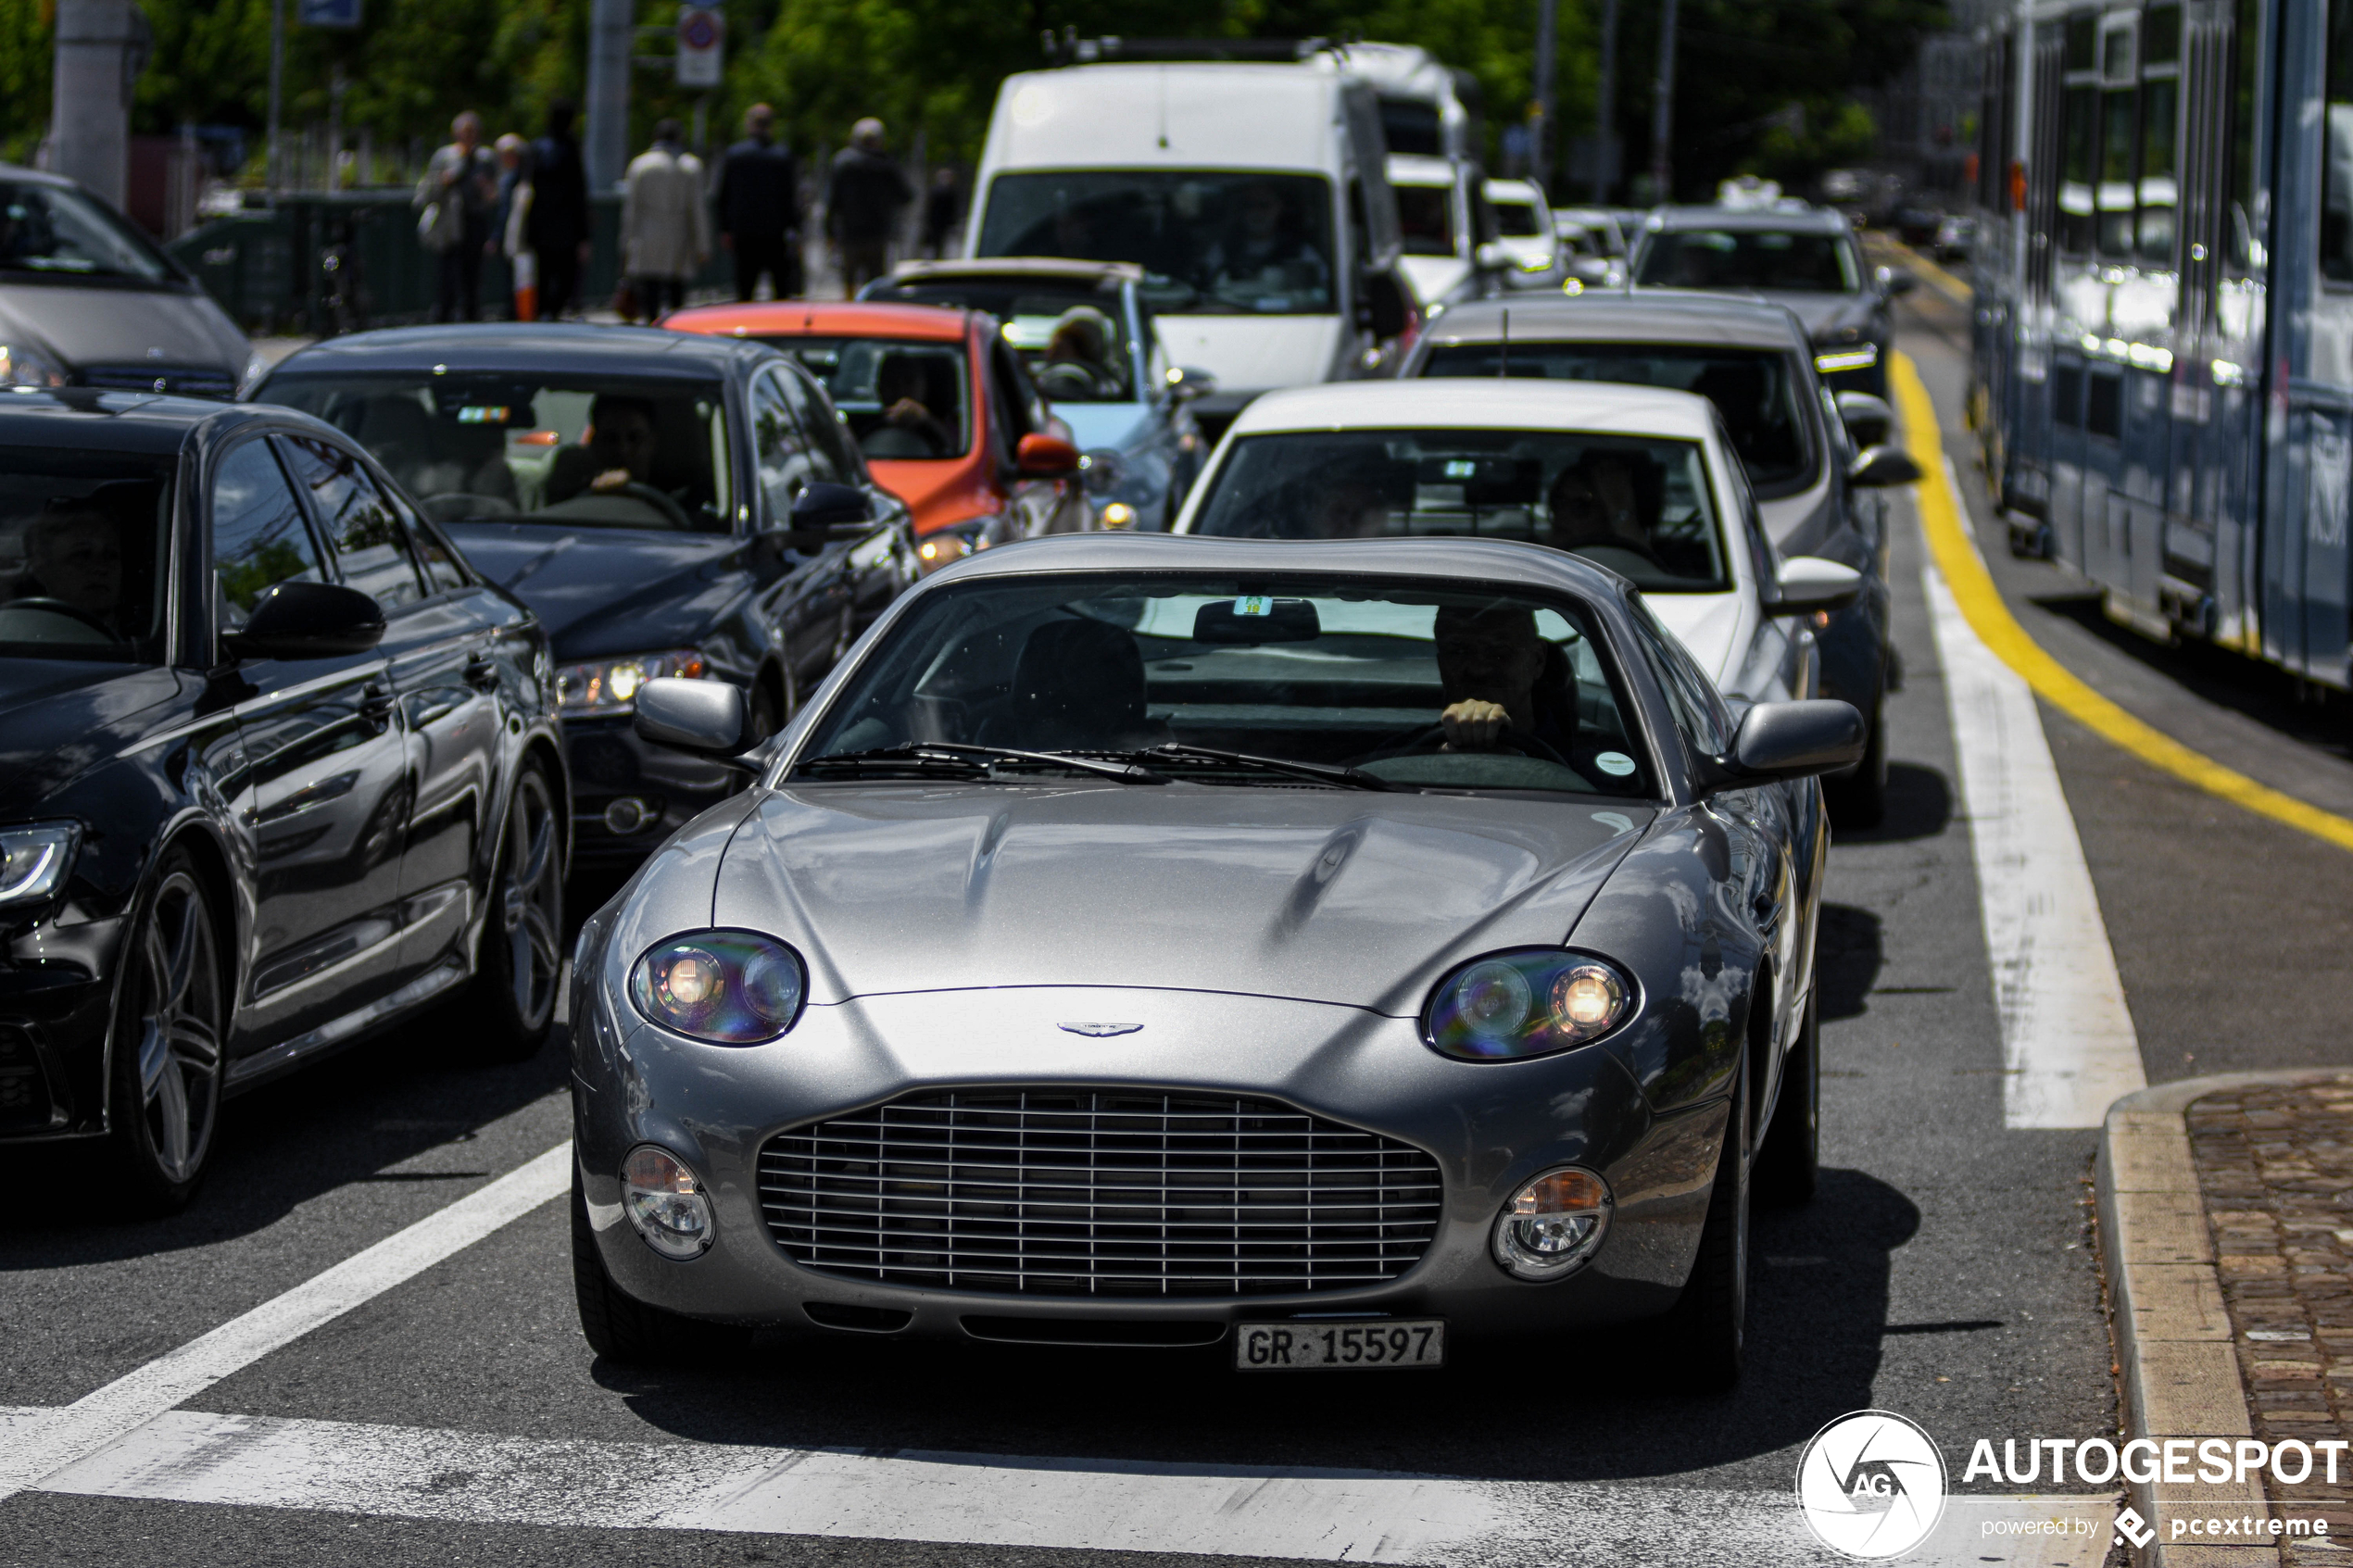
left=1087, top=744, right=1402, bottom=792
left=795, top=743, right=1167, bottom=784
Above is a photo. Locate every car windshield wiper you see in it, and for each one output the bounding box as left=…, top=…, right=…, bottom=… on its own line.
left=795, top=743, right=1167, bottom=784
left=1086, top=744, right=1403, bottom=792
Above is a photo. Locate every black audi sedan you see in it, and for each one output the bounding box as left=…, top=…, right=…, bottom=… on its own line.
left=251, top=326, right=918, bottom=869
left=0, top=389, right=566, bottom=1210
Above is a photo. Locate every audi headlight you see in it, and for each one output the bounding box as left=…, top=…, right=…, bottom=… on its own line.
left=628, top=931, right=807, bottom=1044
left=0, top=344, right=67, bottom=389
left=0, top=823, right=76, bottom=909
left=1423, top=949, right=1633, bottom=1061
left=556, top=648, right=706, bottom=717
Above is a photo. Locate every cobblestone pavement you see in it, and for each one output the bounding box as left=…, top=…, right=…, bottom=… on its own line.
left=2187, top=1077, right=2353, bottom=1560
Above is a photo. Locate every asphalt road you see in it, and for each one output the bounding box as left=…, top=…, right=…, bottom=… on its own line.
left=3, top=299, right=2346, bottom=1565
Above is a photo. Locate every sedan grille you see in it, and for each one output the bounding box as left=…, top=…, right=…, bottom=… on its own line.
left=758, top=1088, right=1443, bottom=1297
left=81, top=365, right=236, bottom=397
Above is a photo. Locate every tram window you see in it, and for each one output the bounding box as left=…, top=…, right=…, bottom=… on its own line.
left=2086, top=371, right=2123, bottom=439
left=2139, top=79, right=2178, bottom=266
left=2054, top=364, right=2085, bottom=429
left=2099, top=88, right=2139, bottom=258
left=2229, top=0, right=2264, bottom=273
left=2145, top=4, right=2182, bottom=66
left=2062, top=85, right=2099, bottom=252
left=2326, top=0, right=2353, bottom=282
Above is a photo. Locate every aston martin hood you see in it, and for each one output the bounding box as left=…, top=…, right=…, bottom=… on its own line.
left=710, top=784, right=1653, bottom=1012
left=439, top=523, right=745, bottom=659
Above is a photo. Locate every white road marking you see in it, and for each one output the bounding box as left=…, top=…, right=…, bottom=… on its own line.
left=1922, top=469, right=2145, bottom=1128
left=27, top=1405, right=2114, bottom=1566
left=0, top=1141, right=572, bottom=1501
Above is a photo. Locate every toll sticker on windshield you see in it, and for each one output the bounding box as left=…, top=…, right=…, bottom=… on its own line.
left=1234, top=596, right=1274, bottom=617
left=456, top=406, right=509, bottom=424
left=1595, top=752, right=1636, bottom=776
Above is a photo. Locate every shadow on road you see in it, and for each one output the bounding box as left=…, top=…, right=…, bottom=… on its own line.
left=594, top=1170, right=1921, bottom=1485
left=1815, top=903, right=1882, bottom=1022
left=1835, top=762, right=1952, bottom=845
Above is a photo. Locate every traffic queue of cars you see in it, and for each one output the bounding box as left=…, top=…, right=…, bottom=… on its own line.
left=0, top=62, right=1922, bottom=1386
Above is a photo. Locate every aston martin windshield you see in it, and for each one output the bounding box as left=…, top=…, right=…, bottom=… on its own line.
left=263, top=373, right=735, bottom=532
left=1187, top=431, right=1730, bottom=592
left=798, top=571, right=1655, bottom=797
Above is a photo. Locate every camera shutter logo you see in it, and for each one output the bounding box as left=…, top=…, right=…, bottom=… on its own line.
left=1794, top=1410, right=1947, bottom=1559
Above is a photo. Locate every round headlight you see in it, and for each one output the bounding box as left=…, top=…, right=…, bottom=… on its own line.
left=628, top=931, right=807, bottom=1043
left=1424, top=950, right=1635, bottom=1060
left=1492, top=1166, right=1613, bottom=1280
left=622, top=1145, right=714, bottom=1260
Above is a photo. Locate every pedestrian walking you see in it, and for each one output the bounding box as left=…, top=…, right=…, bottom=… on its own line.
left=491, top=132, right=535, bottom=320
left=622, top=119, right=710, bottom=321
left=826, top=118, right=912, bottom=297
left=415, top=111, right=497, bottom=322
left=920, top=167, right=961, bottom=258
left=715, top=104, right=802, bottom=302
left=525, top=98, right=591, bottom=320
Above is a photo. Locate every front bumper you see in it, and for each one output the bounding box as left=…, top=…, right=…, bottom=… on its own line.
left=560, top=714, right=748, bottom=867
left=0, top=909, right=129, bottom=1139
left=572, top=979, right=1727, bottom=1345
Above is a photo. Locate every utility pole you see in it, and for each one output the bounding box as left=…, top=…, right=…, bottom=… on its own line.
left=586, top=0, right=634, bottom=190
left=52, top=0, right=148, bottom=208
left=267, top=0, right=284, bottom=194
left=1592, top=0, right=1619, bottom=204
left=1529, top=0, right=1557, bottom=194
left=1649, top=0, right=1679, bottom=203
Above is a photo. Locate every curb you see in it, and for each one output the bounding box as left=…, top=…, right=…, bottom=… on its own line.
left=2096, top=1070, right=2353, bottom=1567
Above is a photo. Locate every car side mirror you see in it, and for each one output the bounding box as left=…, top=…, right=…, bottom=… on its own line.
left=1702, top=699, right=1867, bottom=792
left=1835, top=390, right=1893, bottom=449
left=1767, top=554, right=1864, bottom=615
left=1875, top=264, right=1918, bottom=296
left=1164, top=365, right=1218, bottom=401
left=221, top=580, right=385, bottom=661
left=635, top=676, right=749, bottom=756
left=1362, top=268, right=1411, bottom=341
left=1016, top=433, right=1081, bottom=479
left=1474, top=241, right=1513, bottom=273
left=1847, top=445, right=1922, bottom=488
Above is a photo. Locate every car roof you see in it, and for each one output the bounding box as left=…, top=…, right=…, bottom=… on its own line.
left=1227, top=377, right=1720, bottom=440
left=664, top=301, right=973, bottom=343
left=923, top=528, right=1644, bottom=606
left=1644, top=205, right=1849, bottom=235
left=265, top=322, right=770, bottom=379
left=1422, top=291, right=1805, bottom=351
left=885, top=257, right=1142, bottom=287
left=0, top=389, right=292, bottom=456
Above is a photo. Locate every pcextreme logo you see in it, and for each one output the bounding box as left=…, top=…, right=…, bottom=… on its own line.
left=1795, top=1410, right=1948, bottom=1559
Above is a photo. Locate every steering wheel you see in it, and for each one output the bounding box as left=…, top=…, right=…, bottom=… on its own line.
left=3, top=596, right=115, bottom=639
left=1391, top=721, right=1569, bottom=767
left=613, top=482, right=692, bottom=531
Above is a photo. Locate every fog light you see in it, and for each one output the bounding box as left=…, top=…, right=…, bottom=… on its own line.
left=1492, top=1166, right=1611, bottom=1281
left=603, top=797, right=649, bottom=835
left=622, top=1145, right=713, bottom=1260
left=1099, top=501, right=1138, bottom=530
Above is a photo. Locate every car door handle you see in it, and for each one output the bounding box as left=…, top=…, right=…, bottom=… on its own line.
left=463, top=652, right=500, bottom=691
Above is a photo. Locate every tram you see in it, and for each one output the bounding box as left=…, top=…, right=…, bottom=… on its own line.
left=1969, top=0, right=2353, bottom=685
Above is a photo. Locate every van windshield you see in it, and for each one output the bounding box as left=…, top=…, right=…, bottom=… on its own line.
left=977, top=170, right=1337, bottom=317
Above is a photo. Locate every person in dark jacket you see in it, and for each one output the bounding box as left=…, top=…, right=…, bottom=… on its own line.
left=919, top=168, right=961, bottom=258
left=525, top=98, right=592, bottom=320
left=825, top=118, right=912, bottom=296
left=715, top=104, right=801, bottom=302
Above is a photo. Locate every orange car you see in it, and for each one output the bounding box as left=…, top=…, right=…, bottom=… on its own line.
left=663, top=301, right=1088, bottom=569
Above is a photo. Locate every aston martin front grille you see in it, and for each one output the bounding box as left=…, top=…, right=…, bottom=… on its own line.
left=758, top=1088, right=1443, bottom=1297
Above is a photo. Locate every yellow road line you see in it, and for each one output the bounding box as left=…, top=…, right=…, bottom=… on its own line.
left=1891, top=351, right=2353, bottom=855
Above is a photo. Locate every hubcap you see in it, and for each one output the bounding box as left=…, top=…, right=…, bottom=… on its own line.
left=136, top=871, right=221, bottom=1184
left=501, top=775, right=561, bottom=1027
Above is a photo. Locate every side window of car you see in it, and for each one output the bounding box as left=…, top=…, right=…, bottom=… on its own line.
left=210, top=440, right=327, bottom=633
left=771, top=366, right=861, bottom=484
left=751, top=374, right=819, bottom=523
left=1629, top=601, right=1733, bottom=759
left=387, top=488, right=469, bottom=594
left=275, top=436, right=427, bottom=614
left=1714, top=430, right=1779, bottom=592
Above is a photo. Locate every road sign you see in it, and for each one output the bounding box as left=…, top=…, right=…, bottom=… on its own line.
left=298, top=0, right=362, bottom=26
left=677, top=6, right=724, bottom=88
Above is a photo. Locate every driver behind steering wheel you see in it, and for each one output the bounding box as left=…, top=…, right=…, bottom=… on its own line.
left=14, top=499, right=124, bottom=633
left=581, top=395, right=661, bottom=496
left=1432, top=603, right=1578, bottom=760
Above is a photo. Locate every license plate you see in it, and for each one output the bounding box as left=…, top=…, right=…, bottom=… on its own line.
left=1234, top=1319, right=1445, bottom=1371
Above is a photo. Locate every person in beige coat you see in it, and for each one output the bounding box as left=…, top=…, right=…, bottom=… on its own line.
left=622, top=120, right=711, bottom=320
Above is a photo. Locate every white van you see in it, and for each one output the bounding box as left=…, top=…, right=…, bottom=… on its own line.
left=967, top=62, right=1408, bottom=423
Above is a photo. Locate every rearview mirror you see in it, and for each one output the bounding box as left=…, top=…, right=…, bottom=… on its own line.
left=635, top=676, right=749, bottom=755
left=1847, top=445, right=1922, bottom=488
left=1016, top=433, right=1081, bottom=479
left=1191, top=596, right=1322, bottom=644
left=1834, top=390, right=1893, bottom=449
left=1768, top=555, right=1864, bottom=615
left=222, top=580, right=385, bottom=661
left=1703, top=699, right=1866, bottom=791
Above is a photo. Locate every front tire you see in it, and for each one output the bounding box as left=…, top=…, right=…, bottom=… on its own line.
left=471, top=761, right=562, bottom=1061
left=105, top=849, right=226, bottom=1215
left=1656, top=1067, right=1751, bottom=1390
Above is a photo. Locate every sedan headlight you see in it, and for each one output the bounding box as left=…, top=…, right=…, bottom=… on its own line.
left=1814, top=342, right=1881, bottom=374
left=556, top=648, right=706, bottom=718
left=0, top=344, right=67, bottom=389
left=628, top=931, right=807, bottom=1043
left=0, top=823, right=77, bottom=909
left=1423, top=949, right=1633, bottom=1060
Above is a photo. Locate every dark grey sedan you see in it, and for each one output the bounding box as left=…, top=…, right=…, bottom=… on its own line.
left=567, top=533, right=1862, bottom=1386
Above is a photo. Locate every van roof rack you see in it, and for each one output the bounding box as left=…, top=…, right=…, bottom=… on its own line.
left=1040, top=31, right=1333, bottom=67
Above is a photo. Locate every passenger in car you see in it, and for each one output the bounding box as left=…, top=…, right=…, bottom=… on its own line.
left=14, top=496, right=126, bottom=630
left=862, top=352, right=954, bottom=458
left=1545, top=456, right=1650, bottom=557
left=548, top=394, right=663, bottom=503
left=1034, top=307, right=1122, bottom=400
